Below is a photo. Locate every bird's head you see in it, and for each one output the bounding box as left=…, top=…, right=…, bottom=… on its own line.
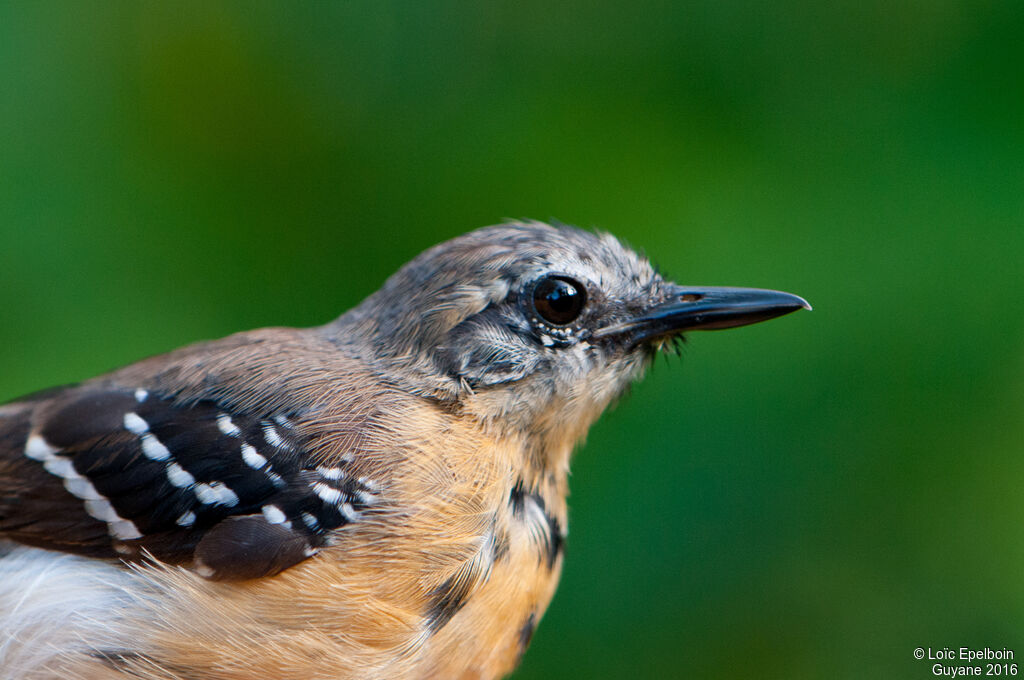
left=339, top=221, right=808, bottom=452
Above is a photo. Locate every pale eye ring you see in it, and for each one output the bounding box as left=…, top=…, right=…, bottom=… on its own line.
left=531, top=276, right=586, bottom=326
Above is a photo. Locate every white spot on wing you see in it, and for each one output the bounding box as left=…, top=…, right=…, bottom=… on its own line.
left=166, top=462, right=195, bottom=488
left=84, top=499, right=123, bottom=523
left=261, top=504, right=288, bottom=526
left=140, top=434, right=171, bottom=461
left=24, top=434, right=58, bottom=461
left=357, top=476, right=380, bottom=492
left=25, top=431, right=143, bottom=542
left=63, top=477, right=104, bottom=501
left=301, top=512, right=319, bottom=530
left=216, top=414, right=240, bottom=437
left=134, top=388, right=149, bottom=402
left=123, top=412, right=149, bottom=435
left=340, top=503, right=358, bottom=522
left=108, top=519, right=143, bottom=540
left=261, top=422, right=284, bottom=448
left=312, top=482, right=342, bottom=505
left=318, top=466, right=344, bottom=480
left=272, top=415, right=293, bottom=429
left=43, top=456, right=78, bottom=480
left=241, top=444, right=267, bottom=469
left=176, top=511, right=196, bottom=527
left=194, top=482, right=239, bottom=507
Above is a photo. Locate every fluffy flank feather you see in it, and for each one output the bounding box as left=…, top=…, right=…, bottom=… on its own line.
left=0, top=544, right=144, bottom=680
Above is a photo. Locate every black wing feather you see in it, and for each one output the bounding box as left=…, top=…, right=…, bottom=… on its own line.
left=0, top=386, right=378, bottom=579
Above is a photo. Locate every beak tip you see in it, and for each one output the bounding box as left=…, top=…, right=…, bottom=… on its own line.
left=773, top=290, right=811, bottom=313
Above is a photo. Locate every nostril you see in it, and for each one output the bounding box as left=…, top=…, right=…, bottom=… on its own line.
left=679, top=293, right=703, bottom=302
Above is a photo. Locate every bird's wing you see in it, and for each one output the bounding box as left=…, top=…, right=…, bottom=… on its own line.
left=0, top=384, right=377, bottom=580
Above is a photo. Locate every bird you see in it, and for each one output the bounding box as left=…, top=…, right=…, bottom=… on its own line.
left=0, top=221, right=808, bottom=680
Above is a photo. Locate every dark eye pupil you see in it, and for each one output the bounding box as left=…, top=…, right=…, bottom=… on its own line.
left=533, top=276, right=586, bottom=325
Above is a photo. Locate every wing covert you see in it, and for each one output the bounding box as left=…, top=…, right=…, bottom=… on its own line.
left=0, top=386, right=378, bottom=579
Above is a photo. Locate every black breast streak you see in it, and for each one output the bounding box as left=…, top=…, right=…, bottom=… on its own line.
left=516, top=612, right=538, bottom=662
left=425, top=569, right=475, bottom=633
left=425, top=520, right=500, bottom=633
left=545, top=514, right=563, bottom=569
left=92, top=650, right=146, bottom=669
left=508, top=479, right=565, bottom=570
left=509, top=480, right=526, bottom=515
left=93, top=651, right=203, bottom=680
left=492, top=526, right=510, bottom=562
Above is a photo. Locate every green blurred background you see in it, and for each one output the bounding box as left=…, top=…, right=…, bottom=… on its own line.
left=2, top=2, right=1022, bottom=678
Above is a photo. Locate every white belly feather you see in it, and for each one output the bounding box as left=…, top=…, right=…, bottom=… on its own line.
left=0, top=543, right=144, bottom=679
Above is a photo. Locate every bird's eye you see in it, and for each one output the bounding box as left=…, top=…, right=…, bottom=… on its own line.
left=532, top=276, right=587, bottom=326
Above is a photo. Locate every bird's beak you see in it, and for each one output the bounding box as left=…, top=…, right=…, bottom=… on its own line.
left=595, top=286, right=810, bottom=343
